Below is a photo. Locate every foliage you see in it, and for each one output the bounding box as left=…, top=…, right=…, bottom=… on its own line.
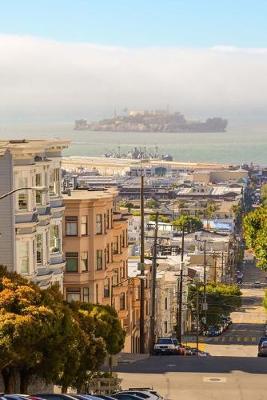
left=145, top=199, right=158, bottom=209
left=188, top=282, right=242, bottom=327
left=261, top=184, right=267, bottom=206
left=243, top=206, right=267, bottom=269
left=119, top=201, right=135, bottom=212
left=149, top=214, right=170, bottom=223
left=0, top=266, right=124, bottom=393
left=131, top=210, right=141, bottom=216
left=204, top=201, right=220, bottom=220
left=173, top=215, right=203, bottom=232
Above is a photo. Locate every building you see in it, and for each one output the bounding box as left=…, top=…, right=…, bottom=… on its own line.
left=63, top=189, right=134, bottom=351
left=0, top=139, right=69, bottom=289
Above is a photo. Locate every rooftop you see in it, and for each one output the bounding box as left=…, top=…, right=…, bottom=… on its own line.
left=0, top=139, right=70, bottom=157
left=63, top=189, right=117, bottom=201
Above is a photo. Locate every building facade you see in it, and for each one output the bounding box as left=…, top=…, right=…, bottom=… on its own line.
left=63, top=189, right=133, bottom=350
left=0, top=139, right=69, bottom=289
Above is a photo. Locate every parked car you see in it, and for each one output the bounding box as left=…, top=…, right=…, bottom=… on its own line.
left=153, top=337, right=179, bottom=355
left=33, top=395, right=77, bottom=400
left=94, top=396, right=117, bottom=400
left=127, top=390, right=162, bottom=400
left=258, top=340, right=267, bottom=357
left=112, top=394, right=143, bottom=400
left=254, top=281, right=261, bottom=288
left=114, top=392, right=157, bottom=400
left=72, top=394, right=101, bottom=400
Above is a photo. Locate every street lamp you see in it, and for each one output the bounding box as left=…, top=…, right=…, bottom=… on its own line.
left=0, top=186, right=48, bottom=201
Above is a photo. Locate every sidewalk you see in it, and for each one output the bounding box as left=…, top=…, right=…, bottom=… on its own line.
left=117, top=352, right=150, bottom=364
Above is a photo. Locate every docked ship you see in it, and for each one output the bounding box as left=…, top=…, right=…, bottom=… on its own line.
left=74, top=110, right=228, bottom=133
left=103, top=146, right=173, bottom=161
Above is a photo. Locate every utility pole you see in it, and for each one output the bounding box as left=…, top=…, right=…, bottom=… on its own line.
left=221, top=251, right=224, bottom=282
left=196, top=282, right=200, bottom=355
left=177, top=224, right=185, bottom=344
left=140, top=174, right=145, bottom=353
left=149, top=211, right=159, bottom=354
left=203, top=240, right=207, bottom=322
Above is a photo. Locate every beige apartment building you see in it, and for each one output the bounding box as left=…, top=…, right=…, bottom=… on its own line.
left=0, top=139, right=69, bottom=289
left=63, top=189, right=133, bottom=349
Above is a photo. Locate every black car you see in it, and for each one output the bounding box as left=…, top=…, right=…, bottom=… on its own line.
left=258, top=336, right=267, bottom=351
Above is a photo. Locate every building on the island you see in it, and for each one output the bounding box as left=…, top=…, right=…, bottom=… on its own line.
left=0, top=139, right=70, bottom=289
left=63, top=189, right=136, bottom=352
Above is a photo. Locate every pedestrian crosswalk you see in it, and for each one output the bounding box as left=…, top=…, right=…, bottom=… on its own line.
left=206, top=336, right=259, bottom=344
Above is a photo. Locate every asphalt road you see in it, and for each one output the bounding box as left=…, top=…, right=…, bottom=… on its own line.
left=116, top=258, right=267, bottom=400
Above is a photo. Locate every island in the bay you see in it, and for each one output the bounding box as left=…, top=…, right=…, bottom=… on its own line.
left=74, top=110, right=228, bottom=132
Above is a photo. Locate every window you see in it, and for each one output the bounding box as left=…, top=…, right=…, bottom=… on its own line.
left=106, top=244, right=110, bottom=264
left=50, top=225, right=60, bottom=253
left=165, top=297, right=168, bottom=310
left=19, top=241, right=29, bottom=274
left=164, top=321, right=168, bottom=334
left=107, top=209, right=110, bottom=229
left=36, top=233, right=43, bottom=264
left=146, top=300, right=149, bottom=315
left=120, top=293, right=126, bottom=310
left=66, top=287, right=80, bottom=302
left=35, top=173, right=42, bottom=205
left=120, top=265, right=125, bottom=279
left=113, top=237, right=119, bottom=254
left=66, top=252, right=79, bottom=272
left=96, top=214, right=102, bottom=234
left=96, top=283, right=99, bottom=303
left=66, top=216, right=78, bottom=236
left=35, top=190, right=42, bottom=205
left=96, top=250, right=103, bottom=270
left=110, top=208, right=113, bottom=228
left=81, top=216, right=88, bottom=236
left=120, top=234, right=123, bottom=253
left=104, top=278, right=110, bottom=298
left=83, top=287, right=89, bottom=302
left=112, top=268, right=119, bottom=286
left=104, top=213, right=107, bottom=233
left=18, top=193, right=28, bottom=210
left=49, top=168, right=60, bottom=196
left=81, top=251, right=88, bottom=271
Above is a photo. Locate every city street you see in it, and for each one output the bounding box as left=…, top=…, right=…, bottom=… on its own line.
left=116, top=259, right=267, bottom=400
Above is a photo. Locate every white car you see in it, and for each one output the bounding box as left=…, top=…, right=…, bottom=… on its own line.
left=153, top=337, right=179, bottom=355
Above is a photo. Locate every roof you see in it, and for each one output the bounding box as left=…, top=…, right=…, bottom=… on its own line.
left=63, top=189, right=116, bottom=201
left=0, top=139, right=70, bottom=157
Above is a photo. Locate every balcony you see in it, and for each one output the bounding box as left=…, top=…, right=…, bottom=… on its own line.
left=15, top=211, right=39, bottom=225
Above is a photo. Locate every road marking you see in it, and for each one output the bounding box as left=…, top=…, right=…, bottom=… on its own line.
left=203, top=377, right=226, bottom=383
left=167, top=364, right=176, bottom=367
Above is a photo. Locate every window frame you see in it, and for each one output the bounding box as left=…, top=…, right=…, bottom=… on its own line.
left=65, top=216, right=78, bottom=236
left=66, top=252, right=79, bottom=273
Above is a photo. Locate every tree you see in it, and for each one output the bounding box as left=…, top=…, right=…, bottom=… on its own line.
left=173, top=215, right=203, bottom=233
left=0, top=268, right=61, bottom=392
left=261, top=184, right=267, bottom=206
left=0, top=267, right=125, bottom=393
left=149, top=214, right=170, bottom=223
left=243, top=206, right=267, bottom=269
left=188, top=282, right=241, bottom=327
left=204, top=200, right=219, bottom=229
left=145, top=199, right=158, bottom=209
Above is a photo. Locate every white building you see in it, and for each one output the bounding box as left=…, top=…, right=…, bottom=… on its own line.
left=0, top=139, right=69, bottom=289
left=155, top=255, right=191, bottom=338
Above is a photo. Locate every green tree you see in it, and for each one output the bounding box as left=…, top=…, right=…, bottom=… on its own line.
left=173, top=215, right=203, bottom=233
left=243, top=206, right=267, bottom=269
left=203, top=200, right=220, bottom=229
left=188, top=282, right=241, bottom=327
left=0, top=269, right=60, bottom=392
left=145, top=199, right=158, bottom=209
left=149, top=214, right=170, bottom=223
left=261, top=184, right=267, bottom=206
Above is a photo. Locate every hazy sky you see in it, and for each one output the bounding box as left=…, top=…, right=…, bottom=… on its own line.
left=1, top=1, right=267, bottom=122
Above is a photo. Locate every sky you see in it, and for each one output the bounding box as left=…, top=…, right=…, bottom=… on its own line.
left=1, top=0, right=267, bottom=122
